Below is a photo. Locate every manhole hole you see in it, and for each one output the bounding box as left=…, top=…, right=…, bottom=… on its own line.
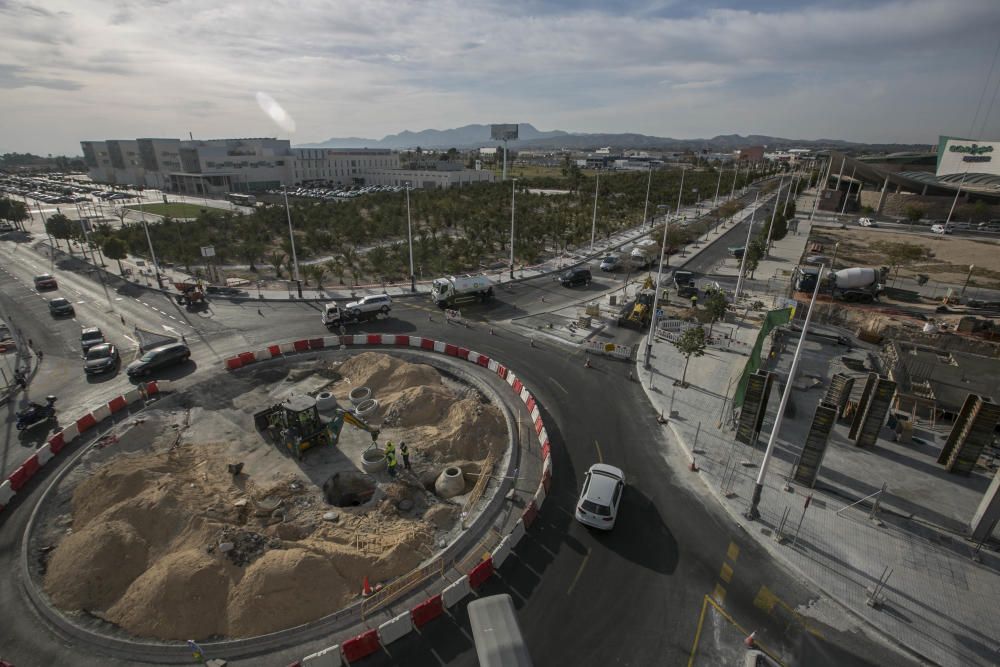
left=323, top=472, right=376, bottom=507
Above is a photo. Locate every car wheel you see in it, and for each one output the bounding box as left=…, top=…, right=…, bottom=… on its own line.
left=380, top=305, right=390, bottom=314
left=350, top=309, right=361, bottom=318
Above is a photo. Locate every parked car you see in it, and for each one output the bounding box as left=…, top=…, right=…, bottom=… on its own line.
left=49, top=297, right=75, bottom=317
left=343, top=294, right=392, bottom=316
left=34, top=273, right=57, bottom=290
left=559, top=267, right=592, bottom=287
left=599, top=255, right=621, bottom=271
left=931, top=223, right=954, bottom=235
left=80, top=327, right=105, bottom=354
left=84, top=343, right=120, bottom=375
left=125, top=342, right=191, bottom=378
left=575, top=463, right=626, bottom=530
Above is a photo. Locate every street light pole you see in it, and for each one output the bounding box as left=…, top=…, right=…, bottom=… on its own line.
left=675, top=166, right=686, bottom=218
left=960, top=264, right=975, bottom=297
left=713, top=168, right=723, bottom=209
left=139, top=201, right=161, bottom=289
left=405, top=183, right=415, bottom=292
left=590, top=171, right=600, bottom=251
left=729, top=166, right=739, bottom=201
left=733, top=192, right=759, bottom=304
left=764, top=177, right=783, bottom=254
left=282, top=185, right=302, bottom=297
left=783, top=174, right=797, bottom=217
left=746, top=266, right=824, bottom=521
left=641, top=163, right=652, bottom=228
left=644, top=207, right=671, bottom=369
left=509, top=178, right=517, bottom=279
left=945, top=171, right=969, bottom=226
left=840, top=166, right=856, bottom=215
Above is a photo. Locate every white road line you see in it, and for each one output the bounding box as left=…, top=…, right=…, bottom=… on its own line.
left=169, top=315, right=177, bottom=320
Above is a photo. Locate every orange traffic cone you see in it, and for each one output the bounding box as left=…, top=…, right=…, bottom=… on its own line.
left=362, top=576, right=373, bottom=597
left=584, top=357, right=592, bottom=369
left=744, top=631, right=756, bottom=649
left=689, top=455, right=699, bottom=472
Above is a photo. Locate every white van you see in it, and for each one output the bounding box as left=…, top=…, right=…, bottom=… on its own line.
left=931, top=223, right=953, bottom=235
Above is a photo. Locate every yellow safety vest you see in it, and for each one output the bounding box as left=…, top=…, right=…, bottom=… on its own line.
left=386, top=451, right=397, bottom=467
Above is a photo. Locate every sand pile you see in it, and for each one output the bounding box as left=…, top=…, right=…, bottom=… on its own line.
left=337, top=352, right=441, bottom=396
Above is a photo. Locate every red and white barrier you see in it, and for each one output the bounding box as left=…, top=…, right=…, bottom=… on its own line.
left=223, top=337, right=555, bottom=664
left=0, top=381, right=164, bottom=514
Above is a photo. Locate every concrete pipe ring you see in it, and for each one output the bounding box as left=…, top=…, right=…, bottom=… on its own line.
left=354, top=398, right=378, bottom=417
left=435, top=466, right=466, bottom=499
left=361, top=447, right=387, bottom=473
left=315, top=391, right=338, bottom=411
left=349, top=386, right=372, bottom=406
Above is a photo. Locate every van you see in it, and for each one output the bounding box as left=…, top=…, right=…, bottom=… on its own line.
left=559, top=267, right=592, bottom=287
left=931, top=223, right=953, bottom=235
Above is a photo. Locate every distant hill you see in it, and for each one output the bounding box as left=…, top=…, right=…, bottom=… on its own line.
left=295, top=124, right=928, bottom=153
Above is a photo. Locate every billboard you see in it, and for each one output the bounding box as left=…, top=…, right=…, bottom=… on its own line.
left=491, top=124, right=519, bottom=141
left=936, top=135, right=1000, bottom=177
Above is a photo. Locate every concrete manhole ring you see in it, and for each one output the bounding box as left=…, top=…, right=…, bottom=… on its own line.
left=349, top=386, right=372, bottom=405
left=354, top=398, right=378, bottom=417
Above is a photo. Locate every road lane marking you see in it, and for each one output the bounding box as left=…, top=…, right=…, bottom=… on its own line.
left=719, top=563, right=733, bottom=584
left=567, top=548, right=590, bottom=595
left=594, top=440, right=602, bottom=462
left=727, top=542, right=740, bottom=562
left=550, top=378, right=569, bottom=394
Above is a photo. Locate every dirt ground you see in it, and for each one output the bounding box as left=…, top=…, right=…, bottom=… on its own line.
left=40, top=352, right=508, bottom=640
left=809, top=227, right=1000, bottom=289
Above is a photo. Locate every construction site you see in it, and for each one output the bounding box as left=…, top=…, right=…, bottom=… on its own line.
left=26, top=351, right=516, bottom=641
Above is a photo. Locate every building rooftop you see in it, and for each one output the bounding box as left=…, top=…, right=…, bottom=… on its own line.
left=885, top=340, right=999, bottom=413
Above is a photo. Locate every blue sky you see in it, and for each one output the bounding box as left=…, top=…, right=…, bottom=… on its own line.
left=1, top=0, right=999, bottom=155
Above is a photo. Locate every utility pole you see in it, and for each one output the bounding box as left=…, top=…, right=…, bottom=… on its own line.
left=675, top=166, right=686, bottom=218
left=764, top=177, right=783, bottom=254
left=945, top=171, right=969, bottom=226
left=641, top=163, right=652, bottom=228
left=406, top=183, right=415, bottom=292
left=139, top=199, right=162, bottom=289
left=644, top=210, right=671, bottom=369
left=960, top=264, right=975, bottom=297
left=729, top=165, right=739, bottom=202
left=509, top=178, right=517, bottom=279
left=840, top=166, right=856, bottom=215
left=713, top=168, right=723, bottom=209
left=746, top=266, right=824, bottom=521
left=282, top=185, right=302, bottom=297
left=590, top=171, right=600, bottom=251
left=733, top=192, right=759, bottom=304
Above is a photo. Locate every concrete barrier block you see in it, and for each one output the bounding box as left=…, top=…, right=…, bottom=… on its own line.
left=345, top=335, right=361, bottom=345
left=60, top=423, right=80, bottom=444
left=520, top=388, right=530, bottom=403
left=91, top=404, right=111, bottom=423
left=124, top=388, right=142, bottom=404
left=492, top=535, right=512, bottom=569
left=279, top=342, right=296, bottom=354
left=433, top=341, right=446, bottom=353
left=509, top=518, right=526, bottom=549
left=35, top=444, right=54, bottom=466
left=537, top=428, right=548, bottom=447
left=441, top=575, right=471, bottom=608
left=323, top=336, right=340, bottom=348
left=0, top=480, right=15, bottom=506
left=488, top=360, right=499, bottom=372
left=302, top=645, right=342, bottom=667
left=380, top=334, right=396, bottom=345
left=408, top=336, right=423, bottom=347
left=530, top=406, right=540, bottom=423
left=378, top=610, right=414, bottom=645
left=254, top=349, right=270, bottom=362
left=542, top=456, right=552, bottom=477
left=506, top=372, right=517, bottom=387
left=467, top=351, right=480, bottom=364
left=533, top=482, right=546, bottom=510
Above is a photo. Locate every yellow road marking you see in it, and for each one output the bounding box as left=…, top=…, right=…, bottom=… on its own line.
left=687, top=594, right=710, bottom=667
left=719, top=563, right=733, bottom=584
left=594, top=440, right=603, bottom=462
left=712, top=583, right=727, bottom=604
left=567, top=549, right=590, bottom=595
left=727, top=541, right=740, bottom=562
left=689, top=594, right=788, bottom=667
left=754, top=585, right=778, bottom=614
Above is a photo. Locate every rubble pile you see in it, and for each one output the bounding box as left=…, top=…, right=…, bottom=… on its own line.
left=210, top=527, right=283, bottom=567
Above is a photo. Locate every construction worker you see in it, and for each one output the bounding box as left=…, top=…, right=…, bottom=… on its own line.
left=385, top=441, right=395, bottom=460
left=386, top=447, right=398, bottom=478
left=400, top=442, right=410, bottom=469
left=690, top=294, right=698, bottom=309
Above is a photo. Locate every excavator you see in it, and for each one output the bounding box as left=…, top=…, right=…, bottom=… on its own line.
left=618, top=275, right=657, bottom=330
left=253, top=394, right=380, bottom=460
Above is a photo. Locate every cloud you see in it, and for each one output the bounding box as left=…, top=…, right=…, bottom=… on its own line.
left=1, top=0, right=999, bottom=155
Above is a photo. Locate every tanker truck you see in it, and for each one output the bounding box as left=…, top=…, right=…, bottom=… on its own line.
left=431, top=274, right=495, bottom=308
left=794, top=266, right=885, bottom=303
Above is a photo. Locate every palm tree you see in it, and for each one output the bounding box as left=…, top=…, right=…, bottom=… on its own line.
left=268, top=251, right=286, bottom=278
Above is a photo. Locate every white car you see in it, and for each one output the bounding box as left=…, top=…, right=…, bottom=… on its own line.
left=344, top=293, right=392, bottom=316
left=575, top=463, right=625, bottom=530
left=931, top=223, right=953, bottom=235
left=858, top=217, right=877, bottom=227
left=599, top=255, right=621, bottom=271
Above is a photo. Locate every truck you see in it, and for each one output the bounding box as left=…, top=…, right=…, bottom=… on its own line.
left=629, top=239, right=659, bottom=269
left=321, top=302, right=385, bottom=328
left=431, top=274, right=495, bottom=308
left=793, top=266, right=885, bottom=303
left=673, top=270, right=698, bottom=298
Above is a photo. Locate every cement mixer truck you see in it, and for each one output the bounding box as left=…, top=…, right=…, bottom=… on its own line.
left=794, top=266, right=886, bottom=303
left=431, top=274, right=495, bottom=308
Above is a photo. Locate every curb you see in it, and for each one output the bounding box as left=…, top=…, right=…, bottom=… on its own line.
left=0, top=381, right=164, bottom=514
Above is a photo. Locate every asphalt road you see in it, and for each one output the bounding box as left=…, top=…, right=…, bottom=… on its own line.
left=0, top=211, right=915, bottom=667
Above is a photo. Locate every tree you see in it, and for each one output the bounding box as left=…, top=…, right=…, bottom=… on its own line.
left=673, top=326, right=707, bottom=387
left=268, top=251, right=286, bottom=278
left=874, top=241, right=930, bottom=278
left=903, top=205, right=924, bottom=228
left=45, top=213, right=75, bottom=253
left=0, top=197, right=29, bottom=231
left=102, top=237, right=128, bottom=275
left=744, top=239, right=765, bottom=278
left=704, top=290, right=728, bottom=337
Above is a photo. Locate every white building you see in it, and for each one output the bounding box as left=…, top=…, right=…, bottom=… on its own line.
left=364, top=167, right=495, bottom=189
left=293, top=148, right=398, bottom=185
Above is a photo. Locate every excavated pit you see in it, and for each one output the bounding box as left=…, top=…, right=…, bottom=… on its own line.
left=323, top=472, right=377, bottom=507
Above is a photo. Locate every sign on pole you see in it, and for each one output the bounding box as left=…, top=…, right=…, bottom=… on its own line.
left=200, top=246, right=215, bottom=258
left=491, top=124, right=519, bottom=141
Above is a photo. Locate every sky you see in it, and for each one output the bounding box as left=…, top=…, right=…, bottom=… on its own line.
left=2, top=0, right=1000, bottom=156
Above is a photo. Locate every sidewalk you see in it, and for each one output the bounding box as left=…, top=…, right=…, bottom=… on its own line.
left=636, top=198, right=1000, bottom=666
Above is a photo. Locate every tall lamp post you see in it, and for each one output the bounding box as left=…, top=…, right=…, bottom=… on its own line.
left=675, top=166, right=686, bottom=219
left=729, top=165, right=739, bottom=202
left=282, top=185, right=302, bottom=298
left=405, top=182, right=415, bottom=292
left=641, top=163, right=653, bottom=228
left=733, top=192, right=759, bottom=304
left=746, top=266, right=824, bottom=521
left=590, top=171, right=600, bottom=251
left=644, top=205, right=671, bottom=369
left=509, top=178, right=517, bottom=279
left=713, top=168, right=723, bottom=209
left=138, top=199, right=162, bottom=289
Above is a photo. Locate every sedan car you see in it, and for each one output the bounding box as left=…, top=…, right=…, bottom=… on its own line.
left=34, top=273, right=58, bottom=290
left=125, top=342, right=190, bottom=378
left=80, top=327, right=106, bottom=354
left=599, top=255, right=621, bottom=271
left=559, top=267, right=592, bottom=287
left=344, top=294, right=392, bottom=316
left=575, top=463, right=625, bottom=530
left=84, top=343, right=120, bottom=375
left=49, top=297, right=75, bottom=317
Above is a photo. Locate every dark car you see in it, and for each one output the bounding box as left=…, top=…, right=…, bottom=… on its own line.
left=84, top=343, right=120, bottom=375
left=34, top=273, right=58, bottom=290
left=126, top=342, right=190, bottom=378
left=559, top=267, right=592, bottom=287
left=80, top=327, right=105, bottom=354
left=49, top=297, right=75, bottom=317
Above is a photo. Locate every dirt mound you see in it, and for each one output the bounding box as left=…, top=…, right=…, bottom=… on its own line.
left=45, top=520, right=149, bottom=610
left=106, top=549, right=239, bottom=640
left=337, top=352, right=441, bottom=396
left=226, top=548, right=351, bottom=636
left=382, top=384, right=454, bottom=427
left=419, top=398, right=506, bottom=462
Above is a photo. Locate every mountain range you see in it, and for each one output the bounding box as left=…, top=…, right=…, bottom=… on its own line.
left=295, top=123, right=929, bottom=153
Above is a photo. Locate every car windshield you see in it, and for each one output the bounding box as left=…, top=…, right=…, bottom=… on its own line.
left=581, top=500, right=611, bottom=516
left=86, top=346, right=111, bottom=359
left=52, top=298, right=68, bottom=305
left=140, top=349, right=162, bottom=362
left=82, top=331, right=103, bottom=340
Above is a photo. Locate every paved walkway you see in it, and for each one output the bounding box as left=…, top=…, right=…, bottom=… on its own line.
left=636, top=195, right=1000, bottom=666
